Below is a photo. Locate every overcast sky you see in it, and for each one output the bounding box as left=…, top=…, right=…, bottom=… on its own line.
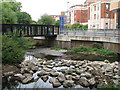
left=16, top=0, right=86, bottom=21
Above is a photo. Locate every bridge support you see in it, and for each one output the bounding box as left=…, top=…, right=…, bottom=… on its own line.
left=33, top=35, right=120, bottom=54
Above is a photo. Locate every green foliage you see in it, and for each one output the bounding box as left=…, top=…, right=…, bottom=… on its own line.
left=1, top=1, right=33, bottom=24
left=2, top=35, right=36, bottom=64
left=72, top=45, right=116, bottom=55
left=37, top=14, right=55, bottom=25
left=12, top=37, right=36, bottom=49
left=2, top=36, right=25, bottom=64
left=96, top=49, right=116, bottom=55
left=64, top=24, right=88, bottom=29
left=50, top=46, right=62, bottom=50
left=92, top=43, right=103, bottom=49
left=72, top=45, right=92, bottom=52
left=55, top=20, right=60, bottom=26
left=97, top=82, right=120, bottom=89
left=17, top=12, right=32, bottom=24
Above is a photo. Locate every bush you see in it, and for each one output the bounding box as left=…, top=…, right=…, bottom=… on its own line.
left=72, top=45, right=92, bottom=52
left=12, top=37, right=36, bottom=49
left=2, top=36, right=25, bottom=64
left=92, top=43, right=103, bottom=49
left=96, top=49, right=116, bottom=55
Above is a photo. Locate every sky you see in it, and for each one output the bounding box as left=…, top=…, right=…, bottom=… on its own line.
left=16, top=0, right=86, bottom=21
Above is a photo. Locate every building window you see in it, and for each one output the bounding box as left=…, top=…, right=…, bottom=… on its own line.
left=106, top=4, right=109, bottom=10
left=94, top=14, right=96, bottom=19
left=106, top=13, right=109, bottom=18
left=94, top=6, right=96, bottom=11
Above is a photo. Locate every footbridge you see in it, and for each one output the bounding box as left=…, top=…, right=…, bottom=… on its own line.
left=2, top=24, right=120, bottom=53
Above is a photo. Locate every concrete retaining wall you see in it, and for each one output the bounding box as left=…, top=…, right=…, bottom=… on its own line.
left=33, top=35, right=120, bottom=53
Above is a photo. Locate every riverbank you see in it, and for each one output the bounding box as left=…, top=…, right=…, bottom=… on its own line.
left=2, top=47, right=120, bottom=89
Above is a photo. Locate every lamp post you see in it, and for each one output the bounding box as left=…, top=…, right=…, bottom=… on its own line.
left=67, top=2, right=69, bottom=25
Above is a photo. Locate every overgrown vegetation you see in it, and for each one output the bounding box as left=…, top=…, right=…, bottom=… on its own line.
left=97, top=82, right=120, bottom=89
left=2, top=36, right=36, bottom=64
left=64, top=23, right=88, bottom=29
left=72, top=43, right=116, bottom=55
left=72, top=45, right=92, bottom=52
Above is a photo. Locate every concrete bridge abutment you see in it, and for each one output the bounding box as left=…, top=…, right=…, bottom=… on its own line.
left=33, top=35, right=120, bottom=54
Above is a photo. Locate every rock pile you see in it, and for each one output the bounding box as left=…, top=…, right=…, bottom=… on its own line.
left=3, top=59, right=119, bottom=88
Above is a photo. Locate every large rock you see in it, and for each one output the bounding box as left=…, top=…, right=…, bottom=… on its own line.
left=50, top=72, right=59, bottom=77
left=79, top=77, right=89, bottom=87
left=58, top=74, right=66, bottom=83
left=22, top=75, right=34, bottom=84
left=80, top=72, right=92, bottom=78
left=72, top=75, right=80, bottom=81
left=20, top=68, right=30, bottom=74
left=41, top=75, right=48, bottom=82
left=3, top=72, right=14, bottom=77
left=43, top=68, right=52, bottom=72
left=49, top=78, right=61, bottom=87
left=37, top=71, right=50, bottom=76
left=65, top=75, right=73, bottom=80
left=63, top=80, right=75, bottom=88
left=88, top=78, right=96, bottom=85
left=14, top=74, right=25, bottom=81
left=31, top=66, right=39, bottom=72
left=76, top=69, right=84, bottom=75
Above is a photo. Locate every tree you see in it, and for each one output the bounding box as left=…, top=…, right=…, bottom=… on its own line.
left=17, top=12, right=32, bottom=24
left=55, top=20, right=60, bottom=26
left=38, top=14, right=55, bottom=25
left=1, top=1, right=22, bottom=24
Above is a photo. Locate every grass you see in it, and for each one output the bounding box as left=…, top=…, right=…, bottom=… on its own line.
left=72, top=45, right=92, bottom=52
left=72, top=45, right=116, bottom=56
left=96, top=49, right=116, bottom=55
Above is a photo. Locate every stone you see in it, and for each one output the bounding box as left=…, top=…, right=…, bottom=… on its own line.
left=43, top=68, right=52, bottom=72
left=80, top=72, right=92, bottom=78
left=49, top=78, right=61, bottom=87
left=88, top=78, right=96, bottom=85
left=72, top=75, right=80, bottom=81
left=58, top=73, right=66, bottom=83
left=76, top=69, right=84, bottom=75
left=20, top=68, right=30, bottom=74
left=113, top=75, right=120, bottom=79
left=31, top=66, right=38, bottom=72
left=46, top=65, right=53, bottom=68
left=79, top=77, right=89, bottom=87
left=41, top=75, right=48, bottom=82
left=50, top=72, right=59, bottom=77
left=63, top=80, right=75, bottom=88
left=37, top=71, right=50, bottom=76
left=104, top=60, right=110, bottom=63
left=4, top=72, right=14, bottom=77
left=65, top=75, right=73, bottom=80
left=22, top=76, right=34, bottom=84
left=14, top=74, right=25, bottom=81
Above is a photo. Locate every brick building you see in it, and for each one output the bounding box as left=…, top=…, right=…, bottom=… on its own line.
left=69, top=4, right=88, bottom=25
left=50, top=15, right=60, bottom=21
left=63, top=0, right=117, bottom=29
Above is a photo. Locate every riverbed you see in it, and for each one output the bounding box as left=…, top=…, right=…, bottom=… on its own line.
left=2, top=47, right=119, bottom=89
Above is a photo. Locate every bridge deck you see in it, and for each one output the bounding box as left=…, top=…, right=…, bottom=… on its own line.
left=2, top=24, right=59, bottom=37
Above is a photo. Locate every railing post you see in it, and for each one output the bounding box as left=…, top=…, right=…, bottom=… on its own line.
left=104, top=29, right=106, bottom=36
left=52, top=26, right=54, bottom=35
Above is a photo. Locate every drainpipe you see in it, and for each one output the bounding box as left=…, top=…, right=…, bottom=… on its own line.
left=118, top=10, right=120, bottom=29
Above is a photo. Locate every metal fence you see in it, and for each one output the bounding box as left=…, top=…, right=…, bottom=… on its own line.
left=60, top=28, right=120, bottom=37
